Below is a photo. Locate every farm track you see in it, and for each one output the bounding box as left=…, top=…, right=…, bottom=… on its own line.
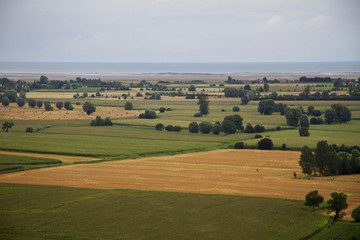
left=0, top=149, right=359, bottom=220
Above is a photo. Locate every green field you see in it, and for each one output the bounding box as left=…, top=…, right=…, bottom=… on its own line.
left=0, top=183, right=333, bottom=240
left=0, top=154, right=62, bottom=173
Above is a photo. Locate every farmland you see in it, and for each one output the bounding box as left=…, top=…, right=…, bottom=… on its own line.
left=1, top=79, right=360, bottom=239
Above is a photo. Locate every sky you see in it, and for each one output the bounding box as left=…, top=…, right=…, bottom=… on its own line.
left=0, top=0, right=359, bottom=63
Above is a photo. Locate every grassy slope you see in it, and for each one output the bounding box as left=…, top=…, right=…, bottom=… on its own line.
left=0, top=183, right=329, bottom=240
left=311, top=222, right=360, bottom=240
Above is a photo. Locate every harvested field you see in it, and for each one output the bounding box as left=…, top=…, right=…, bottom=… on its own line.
left=0, top=149, right=359, bottom=219
left=0, top=103, right=141, bottom=120
left=0, top=150, right=100, bottom=163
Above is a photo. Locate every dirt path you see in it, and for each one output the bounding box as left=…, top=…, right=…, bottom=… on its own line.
left=0, top=150, right=100, bottom=163
left=0, top=149, right=359, bottom=220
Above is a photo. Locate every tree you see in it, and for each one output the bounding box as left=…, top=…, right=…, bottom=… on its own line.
left=352, top=205, right=360, bottom=222
left=104, top=117, right=112, bottom=126
left=232, top=106, right=240, bottom=112
left=258, top=138, right=273, bottom=150
left=91, top=116, right=105, bottom=126
left=199, top=121, right=213, bottom=134
left=299, top=146, right=315, bottom=175
left=36, top=100, right=43, bottom=108
left=56, top=101, right=63, bottom=109
left=159, top=107, right=166, bottom=113
left=188, top=85, right=196, bottom=91
left=327, top=192, right=348, bottom=221
left=124, top=102, right=133, bottom=110
left=264, top=83, right=270, bottom=92
left=234, top=142, right=244, bottom=149
left=258, top=99, right=275, bottom=115
left=330, top=103, right=351, bottom=123
left=188, top=122, right=199, bottom=133
left=2, top=121, right=14, bottom=132
left=221, top=120, right=237, bottom=134
left=64, top=101, right=74, bottom=110
left=165, top=125, right=174, bottom=131
left=17, top=98, right=25, bottom=107
left=44, top=101, right=53, bottom=111
left=285, top=108, right=302, bottom=126
left=315, top=140, right=338, bottom=176
left=144, top=110, right=156, bottom=119
left=1, top=97, right=10, bottom=106
left=241, top=95, right=249, bottom=105
left=300, top=114, right=309, bottom=128
left=244, top=123, right=254, bottom=133
left=155, top=123, right=164, bottom=131
left=304, top=85, right=311, bottom=97
left=198, top=95, right=209, bottom=116
left=224, top=115, right=243, bottom=130
left=83, top=102, right=96, bottom=115
left=304, top=190, right=324, bottom=212
left=28, top=99, right=36, bottom=108
left=299, top=127, right=310, bottom=137
left=324, top=109, right=336, bottom=124
left=4, top=90, right=18, bottom=102
left=211, top=123, right=221, bottom=135
left=254, top=124, right=265, bottom=133
left=39, top=75, right=49, bottom=84
left=307, top=106, right=315, bottom=116
left=244, top=84, right=251, bottom=91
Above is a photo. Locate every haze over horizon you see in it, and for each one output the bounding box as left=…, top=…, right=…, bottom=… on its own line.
left=0, top=0, right=359, bottom=63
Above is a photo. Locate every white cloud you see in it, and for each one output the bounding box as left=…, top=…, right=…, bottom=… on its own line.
left=266, top=15, right=284, bottom=27
left=308, top=14, right=330, bottom=26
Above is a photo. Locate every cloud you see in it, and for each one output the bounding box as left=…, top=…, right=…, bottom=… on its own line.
left=266, top=15, right=284, bottom=27
left=308, top=14, right=330, bottom=26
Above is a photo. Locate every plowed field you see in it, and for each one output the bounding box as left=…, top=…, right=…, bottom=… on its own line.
left=1, top=149, right=359, bottom=219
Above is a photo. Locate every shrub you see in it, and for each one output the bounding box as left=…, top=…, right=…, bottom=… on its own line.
left=26, top=127, right=33, bottom=133
left=155, top=123, right=164, bottom=131
left=28, top=99, right=36, bottom=108
left=211, top=123, right=221, bottom=135
left=276, top=126, right=281, bottom=130
left=255, top=134, right=263, bottom=139
left=144, top=110, right=156, bottom=119
left=1, top=97, right=10, bottom=106
left=194, top=113, right=201, bottom=117
left=234, top=142, right=244, bottom=149
left=64, top=101, right=74, bottom=110
left=17, top=98, right=25, bottom=107
left=91, top=116, right=105, bottom=126
left=165, top=125, right=174, bottom=131
left=44, top=101, right=53, bottom=111
left=232, top=106, right=240, bottom=112
left=124, top=102, right=133, bottom=110
left=199, top=121, right=213, bottom=134
left=166, top=108, right=171, bottom=111
left=310, top=117, right=323, bottom=125
left=56, top=101, right=63, bottom=109
left=138, top=113, right=146, bottom=118
left=258, top=138, right=273, bottom=150
left=104, top=117, right=112, bottom=126
left=159, top=107, right=166, bottom=113
left=244, top=123, right=254, bottom=133
left=83, top=102, right=96, bottom=115
left=352, top=205, right=360, bottom=222
left=299, top=127, right=310, bottom=137
left=36, top=100, right=43, bottom=108
left=188, top=122, right=199, bottom=133
left=173, top=126, right=181, bottom=132
left=136, top=92, right=143, bottom=97
left=222, top=120, right=237, bottom=134
left=281, top=144, right=287, bottom=150
left=254, top=124, right=265, bottom=133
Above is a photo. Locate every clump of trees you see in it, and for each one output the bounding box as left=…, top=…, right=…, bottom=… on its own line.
left=285, top=108, right=302, bottom=126
left=244, top=123, right=265, bottom=133
left=299, top=141, right=360, bottom=176
left=138, top=110, right=156, bottom=119
left=258, top=138, right=273, bottom=150
left=90, top=116, right=112, bottom=126
left=258, top=99, right=275, bottom=115
left=165, top=125, right=181, bottom=132
left=324, top=103, right=351, bottom=124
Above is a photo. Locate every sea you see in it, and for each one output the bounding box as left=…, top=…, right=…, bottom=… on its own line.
left=0, top=62, right=359, bottom=75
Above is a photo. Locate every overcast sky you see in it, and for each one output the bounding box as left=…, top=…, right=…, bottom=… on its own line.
left=0, top=0, right=359, bottom=62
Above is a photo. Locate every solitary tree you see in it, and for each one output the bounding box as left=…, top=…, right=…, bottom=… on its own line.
left=83, top=102, right=96, bottom=115
left=124, top=101, right=133, bottom=110
left=2, top=121, right=14, bottom=132
left=198, top=95, right=209, bottom=116
left=304, top=190, right=324, bottom=212
left=327, top=192, right=348, bottom=221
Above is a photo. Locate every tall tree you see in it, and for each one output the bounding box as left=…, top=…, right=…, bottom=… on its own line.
left=198, top=95, right=209, bottom=116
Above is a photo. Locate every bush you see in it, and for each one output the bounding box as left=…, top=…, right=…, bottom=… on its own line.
left=244, top=123, right=254, bottom=133
left=194, top=113, right=201, bottom=117
left=258, top=138, right=273, bottom=150
left=255, top=134, right=263, bottom=139
left=91, top=116, right=105, bottom=126
left=64, top=101, right=74, bottom=110
left=281, top=144, right=287, bottom=150
left=17, top=98, right=25, bottom=107
left=232, top=106, right=240, bottom=112
left=56, top=101, right=63, bottom=109
left=310, top=117, right=323, bottom=125
left=124, top=102, right=133, bottom=110
left=188, top=122, right=199, bottom=133
left=83, top=102, right=96, bottom=115
left=136, top=92, right=143, bottom=97
left=352, top=205, right=360, bottom=222
left=199, top=121, right=213, bottom=134
left=144, top=110, right=156, bottom=119
left=299, top=127, right=310, bottom=137
left=27, top=99, right=36, bottom=108
left=254, top=124, right=265, bottom=133
left=276, top=126, right=281, bottom=130
left=173, top=126, right=181, bottom=132
left=26, top=127, right=33, bottom=133
left=166, top=108, right=171, bottom=111
left=222, top=120, right=237, bottom=134
left=159, top=107, right=166, bottom=113
left=234, top=142, right=244, bottom=149
left=212, top=123, right=221, bottom=135
left=36, top=100, right=43, bottom=108
left=155, top=123, right=164, bottom=131
left=44, top=101, right=53, bottom=111
left=104, top=117, right=112, bottom=126
left=1, top=97, right=10, bottom=106
left=138, top=113, right=146, bottom=118
left=165, top=125, right=174, bottom=131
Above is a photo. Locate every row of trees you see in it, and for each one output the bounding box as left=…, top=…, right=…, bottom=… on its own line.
left=90, top=116, right=112, bottom=126
left=299, top=140, right=360, bottom=176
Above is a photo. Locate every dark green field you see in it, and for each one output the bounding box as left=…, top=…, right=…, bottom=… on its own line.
left=0, top=183, right=333, bottom=240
